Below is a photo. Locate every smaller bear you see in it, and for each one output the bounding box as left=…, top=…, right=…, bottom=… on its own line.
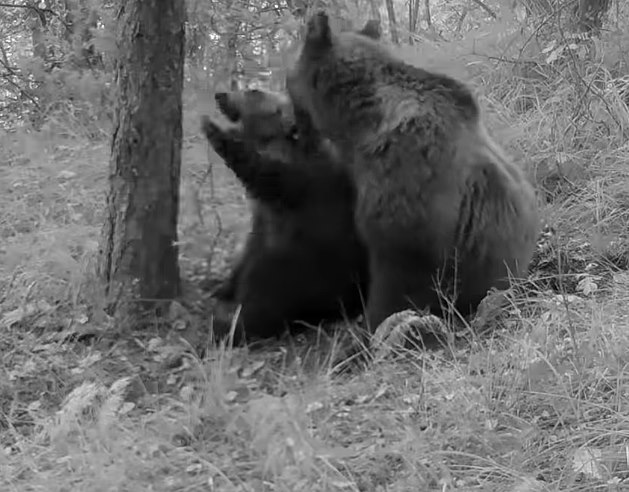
left=202, top=88, right=369, bottom=342
left=209, top=89, right=296, bottom=302
left=286, top=12, right=540, bottom=332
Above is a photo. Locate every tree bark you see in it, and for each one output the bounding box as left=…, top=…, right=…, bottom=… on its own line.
left=98, top=0, right=184, bottom=321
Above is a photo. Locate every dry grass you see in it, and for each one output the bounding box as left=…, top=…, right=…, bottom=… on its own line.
left=2, top=52, right=629, bottom=492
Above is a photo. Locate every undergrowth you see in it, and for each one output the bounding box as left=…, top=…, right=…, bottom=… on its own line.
left=2, top=31, right=629, bottom=492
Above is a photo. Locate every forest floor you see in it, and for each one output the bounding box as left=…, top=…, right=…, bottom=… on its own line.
left=2, top=98, right=629, bottom=492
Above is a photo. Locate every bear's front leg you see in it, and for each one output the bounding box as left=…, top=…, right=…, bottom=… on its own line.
left=200, top=115, right=243, bottom=161
left=365, top=249, right=443, bottom=332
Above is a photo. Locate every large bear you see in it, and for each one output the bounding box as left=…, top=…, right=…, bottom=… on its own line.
left=285, top=12, right=540, bottom=332
left=201, top=88, right=369, bottom=342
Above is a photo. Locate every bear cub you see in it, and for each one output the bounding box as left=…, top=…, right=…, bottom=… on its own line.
left=208, top=89, right=296, bottom=302
left=202, top=88, right=369, bottom=342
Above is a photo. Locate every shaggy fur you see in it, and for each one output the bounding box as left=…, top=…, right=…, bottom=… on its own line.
left=202, top=89, right=369, bottom=340
left=286, top=12, right=540, bottom=331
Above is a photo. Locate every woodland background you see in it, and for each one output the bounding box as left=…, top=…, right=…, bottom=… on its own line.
left=2, top=0, right=629, bottom=490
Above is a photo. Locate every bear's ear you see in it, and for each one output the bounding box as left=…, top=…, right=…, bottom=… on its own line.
left=359, top=20, right=381, bottom=40
left=305, top=10, right=332, bottom=50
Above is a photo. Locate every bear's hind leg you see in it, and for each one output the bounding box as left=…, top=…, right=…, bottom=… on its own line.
left=233, top=246, right=348, bottom=339
left=365, top=251, right=442, bottom=332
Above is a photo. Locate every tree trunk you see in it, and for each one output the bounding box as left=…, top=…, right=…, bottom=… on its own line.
left=368, top=0, right=382, bottom=23
left=384, top=0, right=399, bottom=44
left=424, top=0, right=432, bottom=28
left=28, top=0, right=48, bottom=60
left=98, top=0, right=184, bottom=322
left=408, top=0, right=420, bottom=44
left=225, top=28, right=241, bottom=91
left=63, top=0, right=103, bottom=69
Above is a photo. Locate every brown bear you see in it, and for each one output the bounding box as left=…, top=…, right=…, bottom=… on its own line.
left=208, top=89, right=297, bottom=302
left=285, top=12, right=540, bottom=332
left=201, top=88, right=369, bottom=342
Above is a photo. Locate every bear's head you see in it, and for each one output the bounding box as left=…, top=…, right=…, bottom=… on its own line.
left=298, top=12, right=382, bottom=57
left=214, top=89, right=297, bottom=146
left=286, top=12, right=383, bottom=141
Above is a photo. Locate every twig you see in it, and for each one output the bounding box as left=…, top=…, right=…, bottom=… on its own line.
left=0, top=58, right=40, bottom=109
left=202, top=141, right=224, bottom=273
left=470, top=0, right=497, bottom=19
left=0, top=2, right=71, bottom=31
